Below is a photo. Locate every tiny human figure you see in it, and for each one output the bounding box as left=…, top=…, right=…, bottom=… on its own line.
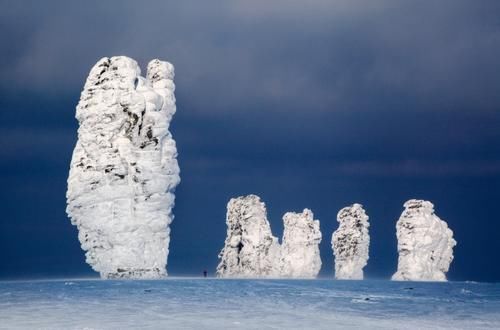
left=203, top=270, right=208, bottom=278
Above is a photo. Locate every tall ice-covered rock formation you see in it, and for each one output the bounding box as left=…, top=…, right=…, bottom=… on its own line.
left=216, top=195, right=280, bottom=277
left=280, top=209, right=322, bottom=278
left=66, top=56, right=180, bottom=279
left=331, top=204, right=370, bottom=280
left=392, top=199, right=456, bottom=281
left=216, top=195, right=322, bottom=278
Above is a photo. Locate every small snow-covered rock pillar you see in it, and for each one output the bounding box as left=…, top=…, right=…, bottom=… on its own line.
left=392, top=199, right=456, bottom=282
left=216, top=195, right=280, bottom=277
left=332, top=204, right=370, bottom=280
left=280, top=209, right=322, bottom=278
left=66, top=56, right=180, bottom=279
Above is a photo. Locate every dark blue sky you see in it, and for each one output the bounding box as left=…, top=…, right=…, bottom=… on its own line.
left=1, top=0, right=500, bottom=281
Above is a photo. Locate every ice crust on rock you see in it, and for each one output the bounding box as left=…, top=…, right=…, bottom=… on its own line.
left=66, top=56, right=180, bottom=279
left=216, top=195, right=280, bottom=277
left=216, top=195, right=322, bottom=278
left=280, top=209, right=322, bottom=278
left=332, top=204, right=370, bottom=280
left=392, top=199, right=456, bottom=282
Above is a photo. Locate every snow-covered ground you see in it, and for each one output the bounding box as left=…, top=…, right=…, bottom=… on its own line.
left=1, top=279, right=499, bottom=329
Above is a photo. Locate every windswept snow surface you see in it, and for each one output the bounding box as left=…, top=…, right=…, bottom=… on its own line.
left=66, top=56, right=180, bottom=279
left=1, top=279, right=499, bottom=329
left=332, top=204, right=370, bottom=280
left=392, top=199, right=456, bottom=281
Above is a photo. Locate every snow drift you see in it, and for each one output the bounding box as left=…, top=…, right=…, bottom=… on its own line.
left=66, top=56, right=180, bottom=279
left=392, top=199, right=456, bottom=281
left=216, top=195, right=321, bottom=278
left=332, top=204, right=370, bottom=280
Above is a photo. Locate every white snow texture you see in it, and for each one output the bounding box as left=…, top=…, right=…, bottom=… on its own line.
left=392, top=199, right=456, bottom=282
left=216, top=195, right=321, bottom=278
left=66, top=56, right=180, bottom=279
left=332, top=204, right=370, bottom=280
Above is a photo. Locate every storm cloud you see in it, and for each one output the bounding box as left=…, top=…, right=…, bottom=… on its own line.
left=1, top=0, right=500, bottom=281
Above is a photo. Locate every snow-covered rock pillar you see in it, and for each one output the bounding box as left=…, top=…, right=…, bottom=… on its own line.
left=280, top=209, right=322, bottom=278
left=332, top=204, right=370, bottom=280
left=66, top=56, right=180, bottom=279
left=216, top=195, right=280, bottom=277
left=392, top=199, right=456, bottom=282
